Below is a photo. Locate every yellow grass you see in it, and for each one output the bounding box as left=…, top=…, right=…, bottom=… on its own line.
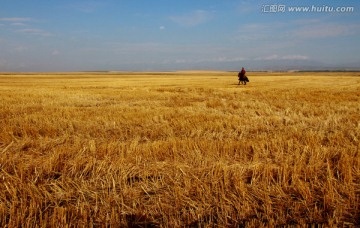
left=0, top=71, right=359, bottom=227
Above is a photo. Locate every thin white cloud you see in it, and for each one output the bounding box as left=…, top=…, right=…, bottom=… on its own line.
left=234, top=22, right=288, bottom=41
left=236, top=19, right=360, bottom=42
left=172, top=56, right=247, bottom=64
left=282, top=55, right=308, bottom=60
left=254, top=54, right=279, bottom=61
left=254, top=54, right=309, bottom=61
left=1, top=17, right=53, bottom=37
left=206, top=56, right=247, bottom=62
left=11, top=22, right=26, bottom=26
left=170, top=10, right=212, bottom=27
left=291, top=23, right=360, bottom=39
left=17, top=29, right=53, bottom=36
left=292, top=18, right=322, bottom=25
left=0, top=17, right=31, bottom=22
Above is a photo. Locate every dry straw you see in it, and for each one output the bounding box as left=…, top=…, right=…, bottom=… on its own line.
left=0, top=71, right=359, bottom=226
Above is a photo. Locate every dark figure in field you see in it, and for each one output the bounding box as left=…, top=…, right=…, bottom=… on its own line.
left=238, top=67, right=249, bottom=85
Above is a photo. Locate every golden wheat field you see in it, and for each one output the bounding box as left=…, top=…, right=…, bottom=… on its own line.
left=0, top=71, right=359, bottom=227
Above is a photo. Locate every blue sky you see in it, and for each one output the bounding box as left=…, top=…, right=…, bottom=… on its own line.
left=1, top=0, right=359, bottom=71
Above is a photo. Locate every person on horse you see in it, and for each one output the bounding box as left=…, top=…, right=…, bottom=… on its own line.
left=238, top=67, right=249, bottom=85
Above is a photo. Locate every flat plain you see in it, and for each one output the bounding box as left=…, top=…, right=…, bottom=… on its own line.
left=0, top=71, right=359, bottom=227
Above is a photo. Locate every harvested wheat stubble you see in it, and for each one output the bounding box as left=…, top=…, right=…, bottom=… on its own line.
left=0, top=71, right=359, bottom=227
